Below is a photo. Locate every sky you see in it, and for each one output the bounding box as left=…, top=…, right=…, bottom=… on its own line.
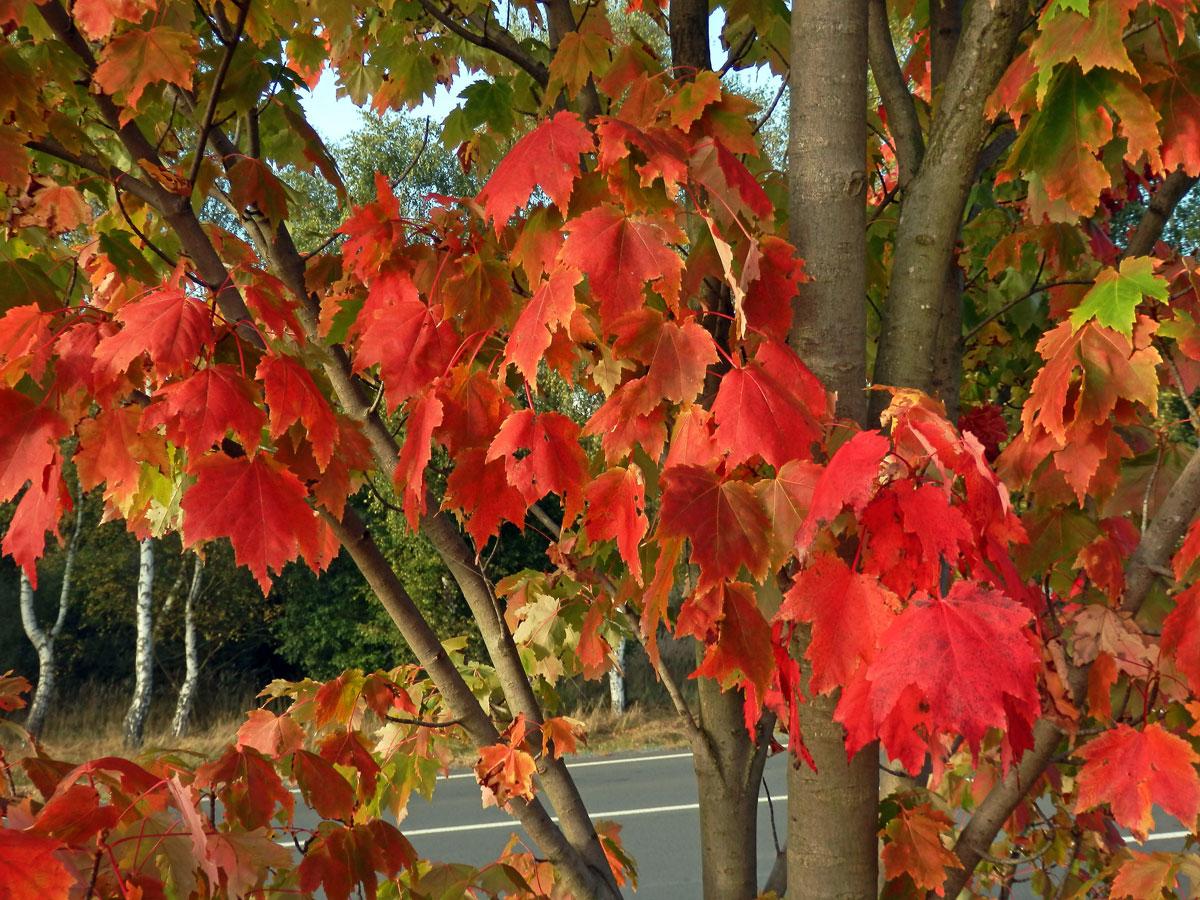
left=294, top=9, right=762, bottom=148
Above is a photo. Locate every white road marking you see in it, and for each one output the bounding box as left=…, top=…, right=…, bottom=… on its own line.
left=1126, top=830, right=1192, bottom=843
left=400, top=795, right=771, bottom=836
left=289, top=750, right=696, bottom=792
left=441, top=751, right=695, bottom=780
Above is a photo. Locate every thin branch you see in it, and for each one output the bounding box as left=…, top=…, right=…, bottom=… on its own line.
left=385, top=713, right=468, bottom=728
left=417, top=0, right=550, bottom=85
left=964, top=279, right=1094, bottom=342
left=390, top=117, right=433, bottom=191
left=867, top=0, right=924, bottom=188
left=1162, top=341, right=1200, bottom=433
left=717, top=26, right=757, bottom=78
left=189, top=0, right=251, bottom=187
left=1124, top=167, right=1199, bottom=258
left=752, top=73, right=788, bottom=136
left=27, top=138, right=161, bottom=207
left=114, top=191, right=182, bottom=271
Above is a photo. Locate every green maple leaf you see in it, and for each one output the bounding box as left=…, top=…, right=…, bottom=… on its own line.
left=1045, top=0, right=1091, bottom=15
left=1070, top=257, right=1168, bottom=338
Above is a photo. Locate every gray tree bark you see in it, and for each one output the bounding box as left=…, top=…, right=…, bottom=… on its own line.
left=19, top=485, right=84, bottom=740
left=123, top=537, right=156, bottom=748
left=786, top=4, right=879, bottom=900
left=607, top=638, right=626, bottom=715
left=170, top=554, right=204, bottom=739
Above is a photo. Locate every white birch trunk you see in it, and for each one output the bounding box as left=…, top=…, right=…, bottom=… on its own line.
left=608, top=637, right=627, bottom=715
left=170, top=554, right=203, bottom=739
left=123, top=537, right=155, bottom=748
left=20, top=491, right=84, bottom=739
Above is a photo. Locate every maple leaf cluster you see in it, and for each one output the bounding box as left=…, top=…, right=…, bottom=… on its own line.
left=8, top=0, right=1200, bottom=897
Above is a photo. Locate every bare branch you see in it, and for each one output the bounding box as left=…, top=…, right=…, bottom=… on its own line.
left=417, top=0, right=550, bottom=85
left=1123, top=167, right=1199, bottom=259
left=867, top=0, right=924, bottom=188
left=188, top=0, right=252, bottom=187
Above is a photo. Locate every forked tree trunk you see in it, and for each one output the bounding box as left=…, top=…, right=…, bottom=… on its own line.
left=171, top=554, right=204, bottom=738
left=19, top=487, right=84, bottom=740
left=123, top=537, right=155, bottom=748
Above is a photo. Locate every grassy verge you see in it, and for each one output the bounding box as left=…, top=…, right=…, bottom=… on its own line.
left=22, top=697, right=691, bottom=767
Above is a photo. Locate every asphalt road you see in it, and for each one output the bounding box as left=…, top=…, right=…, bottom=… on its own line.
left=287, top=748, right=1194, bottom=899
left=397, top=749, right=789, bottom=899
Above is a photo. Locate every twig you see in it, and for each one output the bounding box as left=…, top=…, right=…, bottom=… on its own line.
left=763, top=777, right=782, bottom=854
left=718, top=26, right=757, bottom=77
left=386, top=712, right=468, bottom=728
left=390, top=117, right=433, bottom=191
left=752, top=73, right=788, bottom=136
left=189, top=0, right=251, bottom=187
left=1160, top=339, right=1200, bottom=434
left=114, top=191, right=182, bottom=271
left=964, top=279, right=1094, bottom=342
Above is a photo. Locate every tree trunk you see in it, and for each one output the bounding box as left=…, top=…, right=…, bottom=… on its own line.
left=787, top=631, right=879, bottom=900
left=870, top=0, right=1027, bottom=420
left=694, top=674, right=768, bottom=900
left=608, top=638, right=626, bottom=714
left=786, top=3, right=879, bottom=900
left=19, top=573, right=56, bottom=741
left=123, top=537, right=155, bottom=748
left=19, top=487, right=84, bottom=740
left=171, top=554, right=203, bottom=739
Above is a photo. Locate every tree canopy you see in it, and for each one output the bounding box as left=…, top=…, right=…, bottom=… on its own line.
left=4, top=0, right=1200, bottom=899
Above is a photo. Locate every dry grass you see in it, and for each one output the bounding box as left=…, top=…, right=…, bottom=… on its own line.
left=24, top=681, right=263, bottom=765
left=16, top=688, right=690, bottom=768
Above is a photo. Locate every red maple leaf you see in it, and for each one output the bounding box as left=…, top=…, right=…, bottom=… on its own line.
left=582, top=466, right=648, bottom=583
left=393, top=388, right=444, bottom=531
left=75, top=405, right=170, bottom=503
left=881, top=803, right=962, bottom=895
left=776, top=553, right=899, bottom=695
left=1163, top=584, right=1200, bottom=693
left=711, top=358, right=823, bottom=469
left=658, top=465, right=771, bottom=590
left=486, top=410, right=589, bottom=523
left=181, top=453, right=321, bottom=593
left=582, top=381, right=668, bottom=464
left=292, top=749, right=357, bottom=821
left=73, top=0, right=155, bottom=39
left=504, top=265, right=581, bottom=383
left=838, top=581, right=1040, bottom=766
left=1074, top=723, right=1200, bottom=840
left=195, top=744, right=294, bottom=830
left=692, top=581, right=774, bottom=696
left=560, top=205, right=685, bottom=325
left=0, top=829, right=73, bottom=900
left=477, top=111, right=595, bottom=226
left=351, top=270, right=456, bottom=409
left=434, top=369, right=513, bottom=456
left=141, top=365, right=266, bottom=457
left=92, top=26, right=198, bottom=121
left=237, top=709, right=306, bottom=758
left=2, top=456, right=69, bottom=585
left=442, top=449, right=529, bottom=546
left=337, top=173, right=403, bottom=281
left=474, top=741, right=538, bottom=808
left=91, top=285, right=215, bottom=380
left=0, top=388, right=68, bottom=502
left=611, top=310, right=717, bottom=411
left=31, top=784, right=120, bottom=845
left=796, top=430, right=890, bottom=550
left=257, top=355, right=338, bottom=471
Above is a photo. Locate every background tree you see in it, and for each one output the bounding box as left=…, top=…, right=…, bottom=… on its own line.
left=3, top=3, right=1200, bottom=900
